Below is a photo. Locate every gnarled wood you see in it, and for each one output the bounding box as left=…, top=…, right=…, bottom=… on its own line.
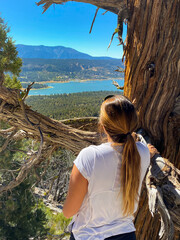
left=124, top=0, right=180, bottom=168
left=36, top=0, right=126, bottom=14
left=123, top=1, right=180, bottom=239
left=0, top=97, right=100, bottom=155
left=146, top=155, right=180, bottom=239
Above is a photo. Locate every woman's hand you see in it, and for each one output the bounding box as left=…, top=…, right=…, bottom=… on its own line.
left=147, top=144, right=160, bottom=158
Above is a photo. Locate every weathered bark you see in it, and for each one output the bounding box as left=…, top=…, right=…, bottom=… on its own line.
left=123, top=0, right=180, bottom=239
left=36, top=0, right=125, bottom=14
left=124, top=0, right=180, bottom=168
left=146, top=155, right=180, bottom=237
left=0, top=97, right=100, bottom=155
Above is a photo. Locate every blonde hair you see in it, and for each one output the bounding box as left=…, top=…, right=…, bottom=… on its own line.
left=99, top=95, right=140, bottom=216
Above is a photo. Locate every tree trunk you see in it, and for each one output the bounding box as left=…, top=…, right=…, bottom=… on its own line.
left=124, top=0, right=180, bottom=169
left=124, top=0, right=180, bottom=239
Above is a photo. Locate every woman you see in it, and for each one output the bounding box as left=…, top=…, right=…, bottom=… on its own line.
left=63, top=95, right=155, bottom=240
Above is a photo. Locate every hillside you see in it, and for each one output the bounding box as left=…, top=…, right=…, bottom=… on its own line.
left=19, top=58, right=124, bottom=82
left=16, top=44, right=115, bottom=60
left=26, top=91, right=120, bottom=120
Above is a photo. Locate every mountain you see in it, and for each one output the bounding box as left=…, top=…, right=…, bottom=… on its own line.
left=16, top=44, right=117, bottom=60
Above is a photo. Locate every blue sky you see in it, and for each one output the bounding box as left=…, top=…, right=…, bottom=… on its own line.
left=0, top=0, right=127, bottom=58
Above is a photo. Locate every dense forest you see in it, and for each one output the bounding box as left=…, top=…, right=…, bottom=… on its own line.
left=26, top=91, right=120, bottom=120
left=19, top=58, right=124, bottom=83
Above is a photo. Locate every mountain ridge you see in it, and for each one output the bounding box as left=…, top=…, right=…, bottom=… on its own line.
left=16, top=44, right=119, bottom=60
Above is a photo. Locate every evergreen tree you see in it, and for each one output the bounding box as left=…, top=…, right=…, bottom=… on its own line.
left=0, top=16, right=22, bottom=84
left=4, top=74, right=22, bottom=89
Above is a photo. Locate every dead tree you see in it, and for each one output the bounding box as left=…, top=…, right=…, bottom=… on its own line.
left=0, top=0, right=179, bottom=239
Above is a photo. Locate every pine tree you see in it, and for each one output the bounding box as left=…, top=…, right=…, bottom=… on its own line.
left=4, top=74, right=22, bottom=89
left=0, top=16, right=22, bottom=85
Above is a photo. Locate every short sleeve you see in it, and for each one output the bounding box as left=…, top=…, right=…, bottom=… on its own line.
left=74, top=146, right=95, bottom=181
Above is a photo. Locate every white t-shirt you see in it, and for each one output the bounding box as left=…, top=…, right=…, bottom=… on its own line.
left=71, top=142, right=150, bottom=240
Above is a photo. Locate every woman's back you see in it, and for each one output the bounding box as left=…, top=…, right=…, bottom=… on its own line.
left=71, top=141, right=150, bottom=240
left=63, top=95, right=151, bottom=240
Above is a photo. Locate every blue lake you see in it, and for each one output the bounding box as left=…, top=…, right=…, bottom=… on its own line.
left=28, top=79, right=124, bottom=96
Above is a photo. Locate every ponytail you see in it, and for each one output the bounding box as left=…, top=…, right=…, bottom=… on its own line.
left=121, top=133, right=140, bottom=215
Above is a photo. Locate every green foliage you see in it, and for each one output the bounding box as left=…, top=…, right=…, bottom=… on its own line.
left=39, top=202, right=71, bottom=239
left=0, top=181, right=49, bottom=240
left=4, top=74, right=22, bottom=89
left=26, top=91, right=121, bottom=120
left=0, top=137, right=49, bottom=240
left=0, top=135, right=72, bottom=240
left=0, top=17, right=22, bottom=76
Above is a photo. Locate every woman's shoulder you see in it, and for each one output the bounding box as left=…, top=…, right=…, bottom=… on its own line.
left=80, top=142, right=111, bottom=153
left=77, top=143, right=113, bottom=163
left=74, top=143, right=110, bottom=181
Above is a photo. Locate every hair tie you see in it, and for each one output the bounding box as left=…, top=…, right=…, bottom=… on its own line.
left=126, top=132, right=131, bottom=136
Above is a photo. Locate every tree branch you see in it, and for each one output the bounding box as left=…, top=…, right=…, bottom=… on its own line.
left=0, top=128, right=18, bottom=153
left=0, top=143, right=55, bottom=194
left=0, top=100, right=100, bottom=154
left=36, top=0, right=126, bottom=15
left=89, top=7, right=99, bottom=34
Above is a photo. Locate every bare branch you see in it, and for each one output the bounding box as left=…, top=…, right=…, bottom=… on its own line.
left=0, top=98, right=44, bottom=194
left=102, top=10, right=108, bottom=15
left=7, top=148, right=27, bottom=154
left=108, top=31, right=117, bottom=49
left=112, top=80, right=124, bottom=90
left=22, top=82, right=35, bottom=100
left=0, top=129, right=34, bottom=141
left=115, top=66, right=124, bottom=73
left=0, top=127, right=16, bottom=134
left=36, top=0, right=125, bottom=15
left=0, top=134, right=43, bottom=194
left=0, top=128, right=18, bottom=153
left=89, top=7, right=99, bottom=34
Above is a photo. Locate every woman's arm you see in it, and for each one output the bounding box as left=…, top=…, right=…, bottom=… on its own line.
left=63, top=164, right=88, bottom=218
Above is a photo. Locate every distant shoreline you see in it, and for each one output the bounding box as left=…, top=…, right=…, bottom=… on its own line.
left=37, top=78, right=124, bottom=84
left=30, top=86, right=53, bottom=91
left=21, top=86, right=53, bottom=91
